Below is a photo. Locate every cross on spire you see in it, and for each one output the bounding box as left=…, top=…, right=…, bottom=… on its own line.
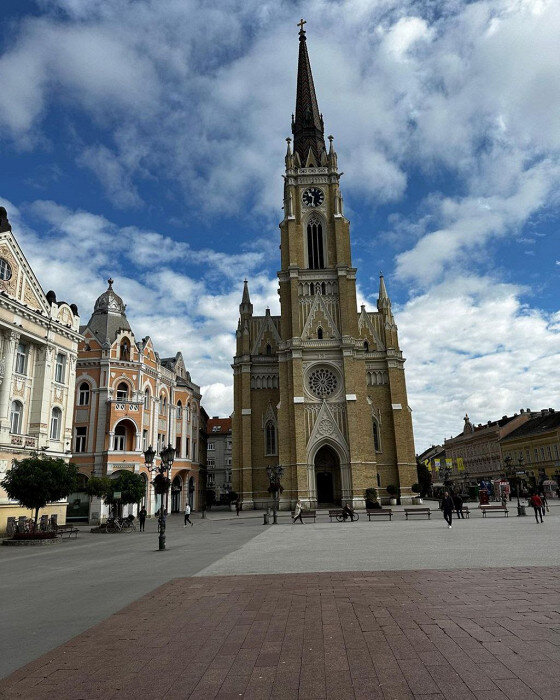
left=297, top=18, right=306, bottom=34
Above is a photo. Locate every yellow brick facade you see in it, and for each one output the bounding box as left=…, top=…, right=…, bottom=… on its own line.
left=232, top=29, right=416, bottom=508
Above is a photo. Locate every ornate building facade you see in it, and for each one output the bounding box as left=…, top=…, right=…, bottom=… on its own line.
left=232, top=27, right=416, bottom=509
left=206, top=417, right=232, bottom=501
left=71, top=280, right=204, bottom=522
left=0, top=207, right=81, bottom=532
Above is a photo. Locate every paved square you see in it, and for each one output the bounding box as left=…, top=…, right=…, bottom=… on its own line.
left=2, top=567, right=560, bottom=699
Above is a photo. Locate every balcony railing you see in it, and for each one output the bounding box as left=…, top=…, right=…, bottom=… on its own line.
left=108, top=400, right=141, bottom=412
left=10, top=434, right=38, bottom=449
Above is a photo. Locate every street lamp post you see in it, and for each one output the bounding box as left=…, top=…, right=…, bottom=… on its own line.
left=266, top=465, right=284, bottom=524
left=503, top=454, right=526, bottom=516
left=144, top=443, right=175, bottom=551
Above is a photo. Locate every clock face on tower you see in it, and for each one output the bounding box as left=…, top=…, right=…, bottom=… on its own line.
left=302, top=187, right=325, bottom=207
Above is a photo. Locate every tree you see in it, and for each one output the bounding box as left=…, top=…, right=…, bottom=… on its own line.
left=85, top=472, right=145, bottom=516
left=1, top=455, right=77, bottom=527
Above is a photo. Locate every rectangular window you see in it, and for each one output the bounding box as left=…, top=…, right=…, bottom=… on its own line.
left=143, top=429, right=148, bottom=451
left=207, top=459, right=215, bottom=467
left=207, top=443, right=215, bottom=451
left=176, top=436, right=181, bottom=455
left=54, top=353, right=66, bottom=383
left=186, top=437, right=190, bottom=458
left=534, top=448, right=539, bottom=461
left=75, top=426, right=87, bottom=453
left=15, top=343, right=28, bottom=375
left=114, top=433, right=125, bottom=451
left=540, top=447, right=545, bottom=460
left=225, top=458, right=231, bottom=466
left=555, top=445, right=559, bottom=459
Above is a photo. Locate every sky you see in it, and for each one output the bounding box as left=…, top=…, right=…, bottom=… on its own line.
left=1, top=0, right=559, bottom=452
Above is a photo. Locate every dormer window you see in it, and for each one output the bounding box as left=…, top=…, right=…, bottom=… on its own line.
left=120, top=338, right=130, bottom=361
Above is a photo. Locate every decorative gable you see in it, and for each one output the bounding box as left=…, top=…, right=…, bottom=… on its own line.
left=307, top=400, right=348, bottom=454
left=302, top=293, right=340, bottom=340
left=251, top=314, right=281, bottom=355
left=358, top=308, right=385, bottom=351
left=0, top=232, right=50, bottom=314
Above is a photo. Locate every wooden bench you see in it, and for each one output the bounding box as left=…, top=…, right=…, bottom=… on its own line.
left=480, top=505, right=508, bottom=518
left=55, top=524, right=80, bottom=539
left=404, top=508, right=431, bottom=520
left=328, top=509, right=343, bottom=522
left=455, top=506, right=470, bottom=519
left=367, top=509, right=393, bottom=521
left=291, top=510, right=317, bottom=522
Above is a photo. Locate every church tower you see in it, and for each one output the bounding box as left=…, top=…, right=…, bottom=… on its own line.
left=232, top=23, right=416, bottom=508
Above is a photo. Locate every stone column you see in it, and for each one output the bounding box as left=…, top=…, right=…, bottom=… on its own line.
left=0, top=331, right=20, bottom=437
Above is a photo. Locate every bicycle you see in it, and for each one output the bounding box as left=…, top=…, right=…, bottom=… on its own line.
left=121, top=515, right=136, bottom=532
left=336, top=511, right=360, bottom=523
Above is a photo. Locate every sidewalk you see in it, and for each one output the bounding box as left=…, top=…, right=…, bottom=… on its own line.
left=2, top=566, right=559, bottom=699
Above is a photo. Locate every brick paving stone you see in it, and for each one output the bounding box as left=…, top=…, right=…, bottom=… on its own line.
left=1, top=567, right=560, bottom=699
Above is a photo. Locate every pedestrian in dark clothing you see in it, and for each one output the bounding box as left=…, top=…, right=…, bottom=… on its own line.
left=138, top=507, right=147, bottom=532
left=540, top=492, right=548, bottom=516
left=184, top=503, right=193, bottom=527
left=235, top=498, right=241, bottom=516
left=442, top=492, right=454, bottom=528
left=453, top=494, right=464, bottom=519
left=342, top=502, right=355, bottom=522
left=529, top=493, right=543, bottom=523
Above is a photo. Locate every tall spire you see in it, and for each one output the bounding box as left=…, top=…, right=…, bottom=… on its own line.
left=292, top=20, right=326, bottom=167
left=240, top=279, right=253, bottom=316
left=377, top=272, right=392, bottom=314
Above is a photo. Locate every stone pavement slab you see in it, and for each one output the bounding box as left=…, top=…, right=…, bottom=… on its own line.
left=1, top=567, right=559, bottom=699
left=196, top=512, right=560, bottom=576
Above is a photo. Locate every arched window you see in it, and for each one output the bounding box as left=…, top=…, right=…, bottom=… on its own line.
left=321, top=282, right=326, bottom=295
left=307, top=219, right=324, bottom=269
left=116, top=382, right=128, bottom=401
left=144, top=389, right=150, bottom=409
left=265, top=421, right=277, bottom=456
left=317, top=327, right=323, bottom=340
left=186, top=403, right=191, bottom=422
left=10, top=400, right=23, bottom=435
left=78, top=382, right=90, bottom=406
left=160, top=394, right=167, bottom=413
left=177, top=400, right=182, bottom=419
left=50, top=407, right=62, bottom=440
left=120, top=338, right=130, bottom=361
left=266, top=343, right=272, bottom=355
left=363, top=340, right=369, bottom=352
left=372, top=420, right=381, bottom=452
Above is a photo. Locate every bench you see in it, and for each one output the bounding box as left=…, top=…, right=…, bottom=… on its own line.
left=328, top=509, right=343, bottom=522
left=480, top=505, right=508, bottom=518
left=404, top=508, right=431, bottom=520
left=55, top=524, right=80, bottom=539
left=456, top=506, right=470, bottom=519
left=291, top=510, right=317, bottom=522
left=367, top=509, right=393, bottom=521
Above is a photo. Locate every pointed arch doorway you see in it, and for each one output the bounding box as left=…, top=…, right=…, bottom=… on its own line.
left=315, top=445, right=342, bottom=506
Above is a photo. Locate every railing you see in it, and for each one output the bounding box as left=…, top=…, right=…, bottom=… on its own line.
left=109, top=401, right=141, bottom=412
left=10, top=434, right=38, bottom=448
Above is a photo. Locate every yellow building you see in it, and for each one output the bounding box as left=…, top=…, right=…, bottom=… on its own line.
left=0, top=207, right=81, bottom=533
left=232, top=27, right=416, bottom=509
left=500, top=409, right=560, bottom=496
left=71, top=280, right=204, bottom=523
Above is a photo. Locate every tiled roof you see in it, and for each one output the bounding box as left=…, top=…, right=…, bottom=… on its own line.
left=502, top=412, right=560, bottom=441
left=207, top=417, right=232, bottom=435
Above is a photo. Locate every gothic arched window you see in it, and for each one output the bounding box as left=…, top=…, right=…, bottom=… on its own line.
left=364, top=340, right=369, bottom=352
left=265, top=421, right=277, bottom=456
left=372, top=419, right=381, bottom=452
left=177, top=400, right=182, bottom=419
left=266, top=343, right=272, bottom=355
left=307, top=219, right=324, bottom=269
left=317, top=327, right=323, bottom=340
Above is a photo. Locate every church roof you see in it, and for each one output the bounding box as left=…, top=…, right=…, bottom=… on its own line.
left=85, top=278, right=131, bottom=344
left=292, top=23, right=326, bottom=166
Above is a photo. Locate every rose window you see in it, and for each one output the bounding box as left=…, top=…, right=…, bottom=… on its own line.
left=308, top=367, right=338, bottom=398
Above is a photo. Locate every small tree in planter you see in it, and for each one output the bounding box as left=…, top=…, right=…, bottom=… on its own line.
left=1, top=455, right=77, bottom=534
left=365, top=487, right=380, bottom=509
left=411, top=483, right=423, bottom=504
left=386, top=484, right=398, bottom=505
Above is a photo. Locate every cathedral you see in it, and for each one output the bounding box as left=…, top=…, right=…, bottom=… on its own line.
left=232, top=25, right=416, bottom=509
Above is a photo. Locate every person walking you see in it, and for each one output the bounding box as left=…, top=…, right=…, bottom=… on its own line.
left=235, top=498, right=241, bottom=517
left=184, top=503, right=193, bottom=527
left=138, top=506, right=147, bottom=532
left=540, top=491, right=549, bottom=517
left=453, top=493, right=464, bottom=519
left=292, top=499, right=304, bottom=524
left=442, top=491, right=454, bottom=528
left=529, top=493, right=543, bottom=523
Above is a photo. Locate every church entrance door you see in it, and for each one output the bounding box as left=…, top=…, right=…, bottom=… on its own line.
left=314, top=445, right=341, bottom=505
